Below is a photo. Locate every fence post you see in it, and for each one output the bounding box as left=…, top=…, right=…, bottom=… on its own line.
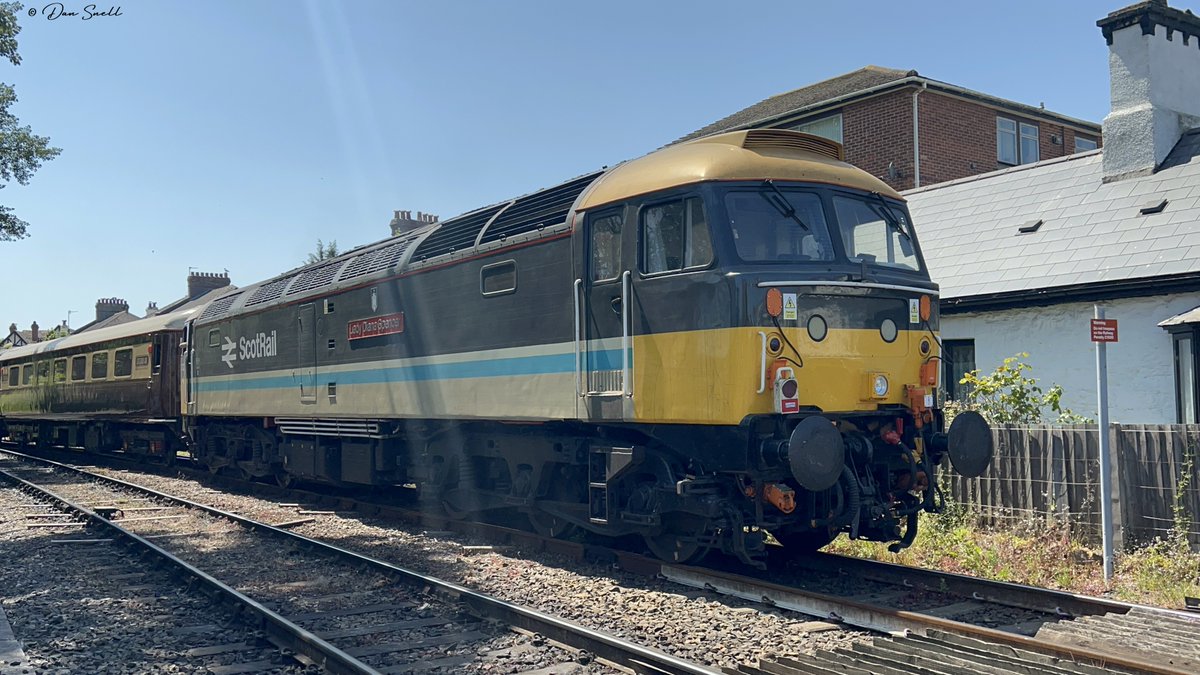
left=1110, top=423, right=1125, bottom=553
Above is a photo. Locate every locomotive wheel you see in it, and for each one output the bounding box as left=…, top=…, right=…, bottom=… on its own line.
left=644, top=515, right=710, bottom=564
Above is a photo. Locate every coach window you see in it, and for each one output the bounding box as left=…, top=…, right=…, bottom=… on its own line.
left=23, top=364, right=33, bottom=385
left=52, top=358, right=66, bottom=383
left=480, top=260, right=517, bottom=296
left=91, top=351, right=108, bottom=380
left=641, top=197, right=712, bottom=275
left=71, top=355, right=87, bottom=381
left=7, top=366, right=17, bottom=388
left=590, top=211, right=623, bottom=282
left=114, top=348, right=133, bottom=378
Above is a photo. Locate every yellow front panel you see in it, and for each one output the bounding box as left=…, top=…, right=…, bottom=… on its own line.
left=632, top=326, right=935, bottom=425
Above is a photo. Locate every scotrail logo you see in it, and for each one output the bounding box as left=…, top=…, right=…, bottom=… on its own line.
left=220, top=331, right=278, bottom=369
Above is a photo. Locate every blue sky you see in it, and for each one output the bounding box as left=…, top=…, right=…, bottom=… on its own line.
left=0, top=0, right=1177, bottom=328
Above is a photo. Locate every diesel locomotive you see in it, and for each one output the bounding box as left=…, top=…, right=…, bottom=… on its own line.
left=0, top=129, right=993, bottom=565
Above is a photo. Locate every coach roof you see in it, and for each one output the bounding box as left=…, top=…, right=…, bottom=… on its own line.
left=0, top=307, right=199, bottom=363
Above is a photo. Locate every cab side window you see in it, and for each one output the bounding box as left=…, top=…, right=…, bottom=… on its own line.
left=641, top=197, right=712, bottom=275
left=589, top=211, right=623, bottom=282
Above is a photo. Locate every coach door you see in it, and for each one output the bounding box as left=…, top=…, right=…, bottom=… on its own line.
left=578, top=208, right=632, bottom=420
left=298, top=303, right=317, bottom=403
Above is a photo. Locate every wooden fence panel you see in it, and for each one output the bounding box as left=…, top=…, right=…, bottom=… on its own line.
left=944, top=424, right=1199, bottom=549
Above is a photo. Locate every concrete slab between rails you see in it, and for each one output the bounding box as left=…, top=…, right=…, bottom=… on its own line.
left=0, top=603, right=28, bottom=670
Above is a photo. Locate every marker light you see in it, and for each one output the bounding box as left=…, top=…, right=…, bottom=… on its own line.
left=766, top=288, right=783, bottom=317
left=880, top=318, right=898, bottom=343
left=873, top=374, right=890, bottom=398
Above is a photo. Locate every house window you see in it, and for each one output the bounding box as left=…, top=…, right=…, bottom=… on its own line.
left=71, top=356, right=87, bottom=381
left=942, top=339, right=976, bottom=402
left=1075, top=136, right=1098, bottom=153
left=1174, top=333, right=1197, bottom=424
left=114, top=348, right=133, bottom=377
left=790, top=114, right=843, bottom=144
left=641, top=197, right=713, bottom=275
left=92, top=352, right=108, bottom=380
left=998, top=118, right=1040, bottom=165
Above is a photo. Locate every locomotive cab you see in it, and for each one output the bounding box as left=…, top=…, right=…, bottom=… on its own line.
left=570, top=130, right=993, bottom=563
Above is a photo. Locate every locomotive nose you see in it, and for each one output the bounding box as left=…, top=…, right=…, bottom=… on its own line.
left=786, top=416, right=845, bottom=491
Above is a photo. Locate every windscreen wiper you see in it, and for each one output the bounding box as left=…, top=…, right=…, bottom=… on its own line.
left=869, top=191, right=912, bottom=241
left=760, top=179, right=809, bottom=232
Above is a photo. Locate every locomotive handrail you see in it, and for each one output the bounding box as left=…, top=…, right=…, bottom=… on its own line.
left=573, top=278, right=582, bottom=398
left=757, top=331, right=767, bottom=394
left=756, top=280, right=939, bottom=296
left=621, top=270, right=630, bottom=398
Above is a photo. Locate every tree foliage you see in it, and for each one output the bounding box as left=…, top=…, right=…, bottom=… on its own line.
left=0, top=2, right=61, bottom=241
left=306, top=239, right=340, bottom=264
left=954, top=353, right=1092, bottom=425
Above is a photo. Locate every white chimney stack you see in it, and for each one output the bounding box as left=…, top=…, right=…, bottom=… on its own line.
left=1099, top=0, right=1200, bottom=181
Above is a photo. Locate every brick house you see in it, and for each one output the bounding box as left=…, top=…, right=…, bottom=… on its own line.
left=678, top=65, right=1103, bottom=192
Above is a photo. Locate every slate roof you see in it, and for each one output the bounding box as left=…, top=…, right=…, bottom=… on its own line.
left=677, top=66, right=912, bottom=143
left=906, top=128, right=1200, bottom=303
left=73, top=310, right=139, bottom=334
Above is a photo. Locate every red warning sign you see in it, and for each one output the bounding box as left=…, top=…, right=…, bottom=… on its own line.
left=1090, top=319, right=1118, bottom=343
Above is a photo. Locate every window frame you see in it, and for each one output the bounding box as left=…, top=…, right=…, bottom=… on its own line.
left=637, top=195, right=715, bottom=277
left=70, top=355, right=87, bottom=382
left=789, top=113, right=844, bottom=144
left=91, top=351, right=109, bottom=380
left=22, top=364, right=33, bottom=386
left=7, top=364, right=18, bottom=388
left=1172, top=329, right=1198, bottom=424
left=113, top=348, right=134, bottom=378
left=997, top=116, right=1040, bottom=166
left=1075, top=136, right=1098, bottom=153
left=52, top=358, right=67, bottom=384
left=587, top=208, right=625, bottom=284
left=941, top=339, right=977, bottom=403
left=480, top=259, right=518, bottom=297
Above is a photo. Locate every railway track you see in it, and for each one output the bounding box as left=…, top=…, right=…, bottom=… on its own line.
left=8, top=445, right=1199, bottom=674
left=0, top=449, right=719, bottom=675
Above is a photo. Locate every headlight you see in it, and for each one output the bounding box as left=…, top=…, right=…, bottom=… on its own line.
left=873, top=374, right=889, bottom=397
left=880, top=318, right=898, bottom=343
left=807, top=314, right=827, bottom=342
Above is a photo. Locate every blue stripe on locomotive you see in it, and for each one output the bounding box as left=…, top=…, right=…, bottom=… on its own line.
left=194, top=347, right=626, bottom=393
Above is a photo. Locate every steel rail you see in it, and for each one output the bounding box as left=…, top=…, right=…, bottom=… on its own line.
left=0, top=466, right=378, bottom=675
left=0, top=449, right=720, bottom=675
left=797, top=550, right=1153, bottom=619
left=660, top=564, right=1192, bottom=675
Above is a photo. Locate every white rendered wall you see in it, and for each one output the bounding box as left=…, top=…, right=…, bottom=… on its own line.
left=1103, top=21, right=1200, bottom=179
left=941, top=292, right=1200, bottom=424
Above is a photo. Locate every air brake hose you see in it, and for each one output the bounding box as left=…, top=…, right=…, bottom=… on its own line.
left=840, top=466, right=862, bottom=539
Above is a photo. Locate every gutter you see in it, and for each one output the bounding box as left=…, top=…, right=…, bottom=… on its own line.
left=940, top=272, right=1200, bottom=314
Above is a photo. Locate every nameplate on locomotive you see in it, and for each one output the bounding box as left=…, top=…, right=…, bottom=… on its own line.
left=347, top=313, right=405, bottom=341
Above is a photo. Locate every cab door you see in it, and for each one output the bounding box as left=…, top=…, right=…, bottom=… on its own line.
left=577, top=207, right=632, bottom=420
left=297, top=303, right=317, bottom=403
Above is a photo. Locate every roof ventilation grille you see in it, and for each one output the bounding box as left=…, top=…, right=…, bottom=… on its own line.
left=742, top=129, right=844, bottom=161
left=1017, top=219, right=1044, bottom=234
